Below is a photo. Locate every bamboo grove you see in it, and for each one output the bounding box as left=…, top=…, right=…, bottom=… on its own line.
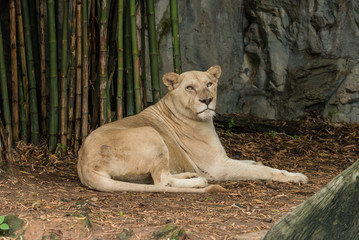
left=0, top=0, right=182, bottom=154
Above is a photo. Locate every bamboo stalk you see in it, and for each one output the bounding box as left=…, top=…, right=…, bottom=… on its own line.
left=29, top=0, right=40, bottom=88
left=0, top=119, right=7, bottom=170
left=15, top=0, right=29, bottom=141
left=18, top=66, right=27, bottom=142
left=60, top=0, right=69, bottom=149
left=130, top=0, right=143, bottom=113
left=117, top=0, right=124, bottom=119
left=140, top=0, right=147, bottom=106
left=124, top=0, right=134, bottom=116
left=0, top=24, right=13, bottom=145
left=82, top=0, right=89, bottom=141
left=170, top=0, right=182, bottom=74
left=0, top=118, right=12, bottom=169
left=39, top=0, right=46, bottom=134
left=146, top=0, right=160, bottom=102
left=90, top=0, right=99, bottom=128
left=106, top=89, right=111, bottom=123
left=107, top=62, right=116, bottom=123
left=67, top=0, right=77, bottom=142
left=106, top=0, right=118, bottom=124
left=10, top=0, right=19, bottom=142
left=0, top=120, right=5, bottom=170
left=99, top=0, right=110, bottom=125
left=48, top=0, right=59, bottom=152
left=74, top=0, right=82, bottom=152
left=22, top=0, right=40, bottom=145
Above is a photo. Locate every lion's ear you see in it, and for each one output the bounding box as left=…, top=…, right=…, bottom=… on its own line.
left=207, top=65, right=222, bottom=79
left=163, top=72, right=181, bottom=91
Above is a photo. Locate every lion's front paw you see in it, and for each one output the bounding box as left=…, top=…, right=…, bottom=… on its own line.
left=275, top=171, right=309, bottom=184
left=169, top=176, right=208, bottom=188
left=290, top=172, right=308, bottom=184
left=172, top=172, right=199, bottom=179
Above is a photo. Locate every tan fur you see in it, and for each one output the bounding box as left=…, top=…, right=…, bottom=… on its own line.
left=77, top=65, right=308, bottom=193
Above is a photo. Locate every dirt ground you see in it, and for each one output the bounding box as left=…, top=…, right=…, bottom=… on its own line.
left=0, top=113, right=358, bottom=240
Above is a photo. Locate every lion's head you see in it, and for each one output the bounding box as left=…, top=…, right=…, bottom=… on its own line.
left=162, top=65, right=222, bottom=121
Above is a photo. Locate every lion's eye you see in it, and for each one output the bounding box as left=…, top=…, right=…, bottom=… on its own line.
left=207, top=82, right=213, bottom=88
left=186, top=86, right=194, bottom=91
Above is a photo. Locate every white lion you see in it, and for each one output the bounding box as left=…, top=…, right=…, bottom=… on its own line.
left=77, top=65, right=308, bottom=193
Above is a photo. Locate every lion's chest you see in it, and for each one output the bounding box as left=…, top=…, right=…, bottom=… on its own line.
left=165, top=128, right=225, bottom=174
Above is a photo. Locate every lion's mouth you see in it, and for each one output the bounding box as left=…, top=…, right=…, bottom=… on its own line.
left=197, top=108, right=215, bottom=114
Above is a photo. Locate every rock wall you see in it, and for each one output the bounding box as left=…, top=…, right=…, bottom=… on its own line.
left=154, top=0, right=359, bottom=122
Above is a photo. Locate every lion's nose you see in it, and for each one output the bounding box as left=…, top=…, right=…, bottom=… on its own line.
left=199, top=98, right=213, bottom=106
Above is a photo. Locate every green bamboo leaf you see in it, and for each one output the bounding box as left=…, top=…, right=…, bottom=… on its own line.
left=0, top=216, right=5, bottom=224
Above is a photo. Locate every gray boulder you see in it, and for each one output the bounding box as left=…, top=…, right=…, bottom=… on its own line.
left=152, top=0, right=359, bottom=122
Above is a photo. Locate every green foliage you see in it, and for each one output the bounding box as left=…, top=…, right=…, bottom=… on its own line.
left=270, top=130, right=276, bottom=137
left=228, top=117, right=235, bottom=128
left=0, top=215, right=24, bottom=236
left=0, top=216, right=9, bottom=231
left=331, top=109, right=339, bottom=115
left=226, top=117, right=235, bottom=136
left=56, top=143, right=67, bottom=154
